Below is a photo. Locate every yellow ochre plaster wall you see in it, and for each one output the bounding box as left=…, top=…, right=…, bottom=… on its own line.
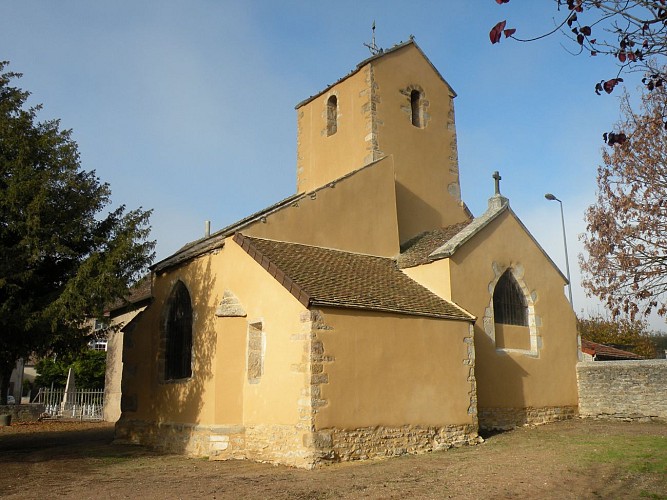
left=103, top=306, right=147, bottom=422
left=118, top=257, right=221, bottom=427
left=401, top=258, right=453, bottom=302
left=296, top=66, right=372, bottom=193
left=313, top=309, right=476, bottom=429
left=118, top=237, right=312, bottom=432
left=372, top=45, right=468, bottom=243
left=446, top=210, right=579, bottom=413
left=244, top=156, right=400, bottom=257
left=220, top=240, right=309, bottom=427
left=296, top=43, right=469, bottom=245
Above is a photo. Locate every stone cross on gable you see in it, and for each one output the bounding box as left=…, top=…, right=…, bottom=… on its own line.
left=492, top=171, right=502, bottom=195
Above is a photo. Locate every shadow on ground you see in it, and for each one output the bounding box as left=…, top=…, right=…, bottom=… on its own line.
left=0, top=421, right=161, bottom=463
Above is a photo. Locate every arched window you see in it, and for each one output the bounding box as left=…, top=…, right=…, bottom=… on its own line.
left=164, top=281, right=193, bottom=380
left=326, top=95, right=337, bottom=136
left=493, top=270, right=528, bottom=326
left=410, top=89, right=423, bottom=128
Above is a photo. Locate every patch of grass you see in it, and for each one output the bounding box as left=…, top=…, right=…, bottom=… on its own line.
left=583, top=434, right=667, bottom=474
left=639, top=490, right=667, bottom=500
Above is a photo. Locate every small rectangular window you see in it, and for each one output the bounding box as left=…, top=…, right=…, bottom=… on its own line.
left=247, top=321, right=264, bottom=383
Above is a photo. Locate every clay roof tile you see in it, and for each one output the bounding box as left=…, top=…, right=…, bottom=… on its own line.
left=235, top=233, right=474, bottom=321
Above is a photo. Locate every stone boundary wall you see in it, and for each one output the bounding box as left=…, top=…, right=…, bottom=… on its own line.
left=577, top=360, right=667, bottom=421
left=478, top=406, right=577, bottom=431
left=0, top=404, right=45, bottom=423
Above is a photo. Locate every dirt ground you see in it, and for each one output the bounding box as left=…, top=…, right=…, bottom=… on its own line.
left=0, top=419, right=665, bottom=499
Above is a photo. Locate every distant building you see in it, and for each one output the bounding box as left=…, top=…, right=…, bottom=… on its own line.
left=580, top=339, right=644, bottom=362
left=102, top=278, right=151, bottom=421
left=116, top=39, right=580, bottom=467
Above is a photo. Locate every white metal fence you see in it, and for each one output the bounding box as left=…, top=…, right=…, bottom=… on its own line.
left=33, top=388, right=104, bottom=420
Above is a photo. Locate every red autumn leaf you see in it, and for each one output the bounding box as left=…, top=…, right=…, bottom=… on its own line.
left=577, top=33, right=584, bottom=45
left=504, top=28, right=516, bottom=38
left=603, top=78, right=624, bottom=93
left=495, top=0, right=510, bottom=3
left=619, top=51, right=627, bottom=63
left=607, top=132, right=627, bottom=146
left=581, top=26, right=592, bottom=36
left=490, top=20, right=507, bottom=44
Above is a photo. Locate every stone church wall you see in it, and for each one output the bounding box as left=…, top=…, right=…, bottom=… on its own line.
left=577, top=360, right=667, bottom=421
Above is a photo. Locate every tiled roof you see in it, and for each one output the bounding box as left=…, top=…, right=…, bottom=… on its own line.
left=152, top=158, right=388, bottom=274
left=106, top=276, right=152, bottom=314
left=398, top=220, right=473, bottom=269
left=430, top=195, right=509, bottom=260
left=235, top=233, right=474, bottom=321
left=151, top=192, right=303, bottom=273
left=295, top=38, right=457, bottom=109
left=581, top=339, right=644, bottom=360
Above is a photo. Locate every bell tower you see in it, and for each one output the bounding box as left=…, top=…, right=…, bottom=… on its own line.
left=295, top=40, right=469, bottom=243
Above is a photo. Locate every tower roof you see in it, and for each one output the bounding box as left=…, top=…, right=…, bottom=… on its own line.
left=295, top=38, right=456, bottom=109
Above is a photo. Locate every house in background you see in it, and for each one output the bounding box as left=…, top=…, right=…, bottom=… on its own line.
left=580, top=339, right=644, bottom=362
left=102, top=278, right=152, bottom=421
left=116, top=39, right=580, bottom=467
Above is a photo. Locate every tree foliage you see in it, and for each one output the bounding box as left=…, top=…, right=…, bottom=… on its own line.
left=577, top=314, right=657, bottom=357
left=34, top=349, right=107, bottom=390
left=491, top=1, right=667, bottom=142
left=580, top=85, right=667, bottom=319
left=0, top=62, right=155, bottom=403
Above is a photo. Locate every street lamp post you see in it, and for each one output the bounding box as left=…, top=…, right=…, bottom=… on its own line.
left=545, top=193, right=574, bottom=307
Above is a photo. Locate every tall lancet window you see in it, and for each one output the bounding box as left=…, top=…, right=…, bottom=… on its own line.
left=326, top=95, right=338, bottom=136
left=164, top=281, right=193, bottom=380
left=493, top=270, right=528, bottom=326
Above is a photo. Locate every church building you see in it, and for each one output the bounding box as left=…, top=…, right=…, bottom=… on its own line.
left=116, top=39, right=580, bottom=468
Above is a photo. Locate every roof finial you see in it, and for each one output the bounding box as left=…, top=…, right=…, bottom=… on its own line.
left=364, top=21, right=381, bottom=55
left=492, top=171, right=502, bottom=196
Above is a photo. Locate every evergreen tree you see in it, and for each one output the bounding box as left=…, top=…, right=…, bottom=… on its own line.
left=0, top=62, right=154, bottom=403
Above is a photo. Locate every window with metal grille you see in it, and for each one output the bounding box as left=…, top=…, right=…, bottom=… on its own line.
left=164, top=281, right=193, bottom=380
left=326, top=95, right=337, bottom=136
left=493, top=270, right=528, bottom=326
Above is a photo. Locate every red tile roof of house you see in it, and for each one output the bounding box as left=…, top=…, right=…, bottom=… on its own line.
left=581, top=339, right=644, bottom=360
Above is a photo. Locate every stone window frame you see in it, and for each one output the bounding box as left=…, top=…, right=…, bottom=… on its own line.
left=400, top=84, right=430, bottom=129
left=326, top=94, right=338, bottom=136
left=246, top=319, right=265, bottom=384
left=483, top=263, right=541, bottom=357
left=493, top=270, right=528, bottom=326
left=159, top=280, right=194, bottom=383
